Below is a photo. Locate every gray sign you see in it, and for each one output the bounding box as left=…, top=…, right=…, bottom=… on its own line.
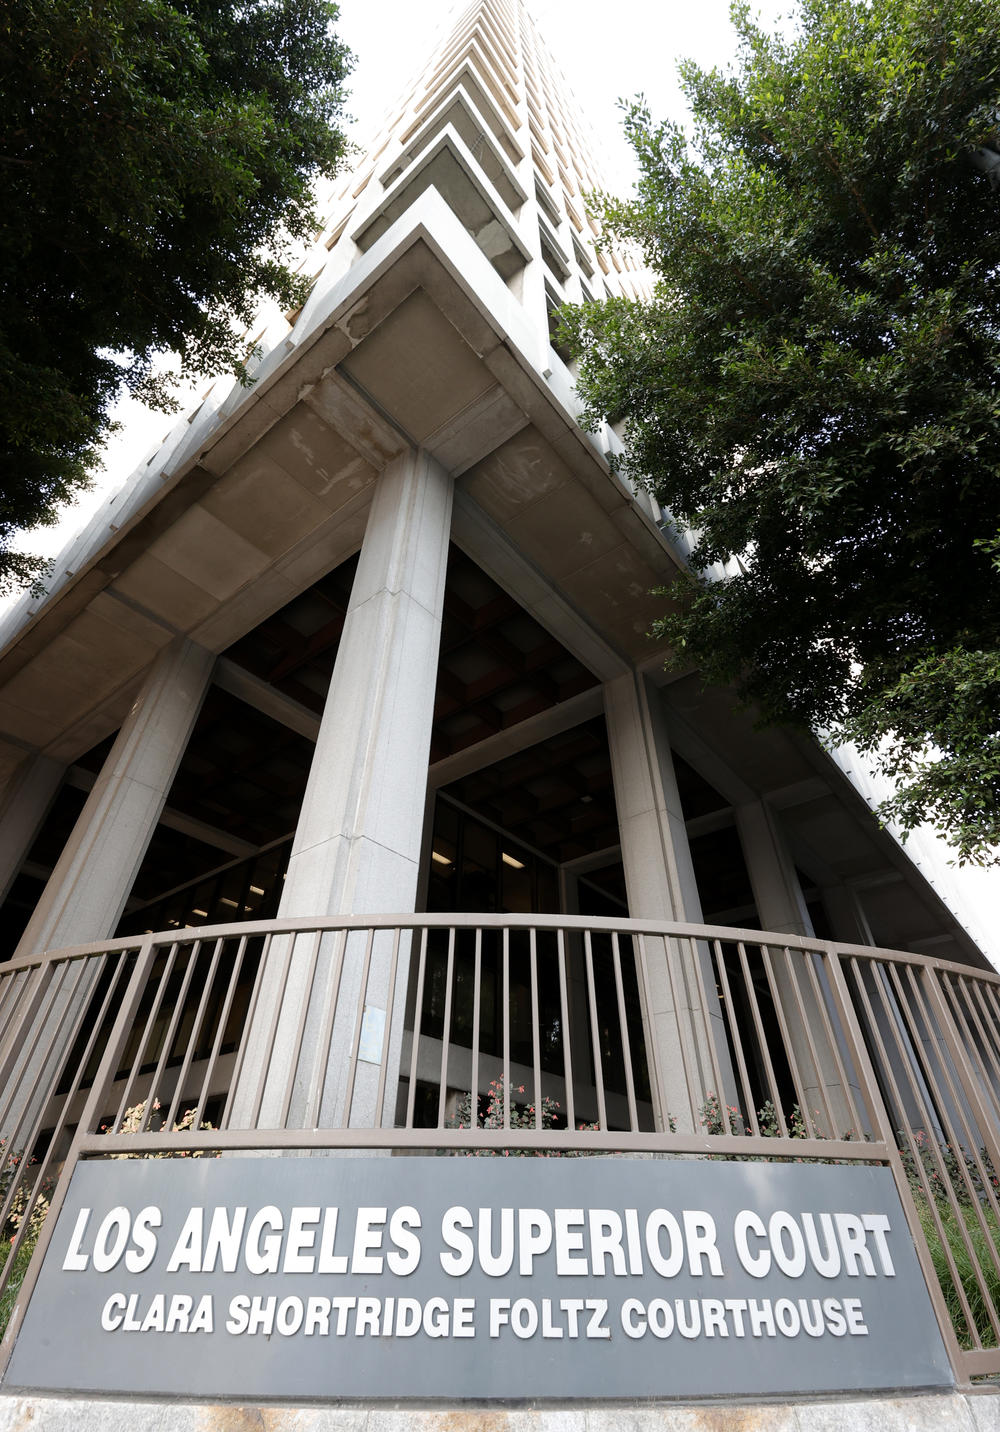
left=6, top=1156, right=952, bottom=1400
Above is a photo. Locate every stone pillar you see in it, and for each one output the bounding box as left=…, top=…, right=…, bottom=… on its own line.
left=15, top=638, right=214, bottom=956
left=604, top=673, right=732, bottom=1131
left=4, top=638, right=213, bottom=1144
left=735, top=800, right=813, bottom=939
left=0, top=754, right=64, bottom=906
left=821, top=883, right=874, bottom=947
left=233, top=449, right=453, bottom=1130
left=735, top=800, right=857, bottom=1135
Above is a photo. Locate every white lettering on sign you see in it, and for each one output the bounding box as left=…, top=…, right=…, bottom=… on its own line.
left=63, top=1202, right=897, bottom=1285
left=733, top=1210, right=896, bottom=1279
left=438, top=1206, right=725, bottom=1277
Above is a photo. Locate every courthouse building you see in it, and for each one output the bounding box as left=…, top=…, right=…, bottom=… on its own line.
left=1, top=0, right=999, bottom=1414
left=0, top=0, right=987, bottom=982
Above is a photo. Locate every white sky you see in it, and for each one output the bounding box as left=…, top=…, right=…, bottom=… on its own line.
left=8, top=0, right=998, bottom=945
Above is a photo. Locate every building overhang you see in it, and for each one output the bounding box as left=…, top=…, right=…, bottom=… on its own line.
left=0, top=189, right=682, bottom=773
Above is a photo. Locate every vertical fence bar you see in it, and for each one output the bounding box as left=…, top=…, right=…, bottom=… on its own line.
left=979, top=981, right=1000, bottom=1083
left=657, top=934, right=698, bottom=1131
left=803, top=950, right=866, bottom=1139
left=0, top=964, right=54, bottom=1102
left=759, top=942, right=813, bottom=1135
left=887, top=960, right=1000, bottom=1350
left=220, top=930, right=273, bottom=1129
left=243, top=931, right=303, bottom=1129
left=583, top=930, right=608, bottom=1134
left=780, top=947, right=837, bottom=1139
left=375, top=927, right=403, bottom=1128
left=611, top=931, right=639, bottom=1132
left=0, top=958, right=75, bottom=1151
left=502, top=927, right=511, bottom=1133
left=911, top=967, right=1000, bottom=1295
left=557, top=928, right=575, bottom=1134
left=940, top=972, right=1000, bottom=1161
left=713, top=939, right=759, bottom=1136
left=0, top=934, right=162, bottom=1373
left=954, top=977, right=1000, bottom=1125
left=277, top=930, right=324, bottom=1127
left=0, top=967, right=26, bottom=1042
left=0, top=960, right=74, bottom=1136
left=686, top=934, right=730, bottom=1134
left=139, top=939, right=202, bottom=1132
left=856, top=958, right=984, bottom=1352
left=736, top=941, right=787, bottom=1135
left=470, top=929, right=483, bottom=1131
left=822, top=952, right=883, bottom=1142
left=339, top=927, right=377, bottom=1129
left=0, top=952, right=122, bottom=1282
left=111, top=940, right=182, bottom=1132
left=529, top=928, right=542, bottom=1131
left=828, top=952, right=967, bottom=1375
left=436, top=928, right=456, bottom=1129
left=195, top=934, right=249, bottom=1129
left=0, top=959, right=104, bottom=1235
left=164, top=937, right=225, bottom=1132
left=405, top=928, right=429, bottom=1130
left=306, top=928, right=350, bottom=1130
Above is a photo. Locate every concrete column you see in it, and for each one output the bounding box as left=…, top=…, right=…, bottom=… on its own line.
left=605, top=675, right=702, bottom=926
left=0, top=754, right=64, bottom=906
left=821, top=884, right=874, bottom=947
left=14, top=638, right=214, bottom=956
left=4, top=638, right=213, bottom=1144
left=735, top=800, right=813, bottom=939
left=233, top=449, right=454, bottom=1130
left=604, top=673, right=732, bottom=1131
left=735, top=800, right=857, bottom=1135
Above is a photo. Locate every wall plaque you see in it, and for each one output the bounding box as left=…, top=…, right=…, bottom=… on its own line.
left=5, top=1155, right=952, bottom=1399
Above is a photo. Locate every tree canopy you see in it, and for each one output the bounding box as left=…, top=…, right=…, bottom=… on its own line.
left=0, top=0, right=352, bottom=592
left=562, top=0, right=1000, bottom=864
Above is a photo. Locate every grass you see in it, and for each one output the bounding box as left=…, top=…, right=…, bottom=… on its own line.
left=914, top=1194, right=1000, bottom=1349
left=0, top=1233, right=39, bottom=1342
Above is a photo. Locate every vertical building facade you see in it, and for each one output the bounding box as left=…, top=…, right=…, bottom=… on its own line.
left=0, top=0, right=985, bottom=979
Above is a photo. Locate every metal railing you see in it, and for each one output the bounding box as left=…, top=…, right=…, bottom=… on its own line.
left=1, top=913, right=999, bottom=1386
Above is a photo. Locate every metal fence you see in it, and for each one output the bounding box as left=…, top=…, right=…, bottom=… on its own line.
left=1, top=913, right=999, bottom=1385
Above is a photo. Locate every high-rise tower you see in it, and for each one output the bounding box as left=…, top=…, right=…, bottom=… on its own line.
left=0, top=0, right=983, bottom=971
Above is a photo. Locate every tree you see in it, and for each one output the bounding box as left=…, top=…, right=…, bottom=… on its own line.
left=562, top=0, right=1000, bottom=864
left=0, top=0, right=352, bottom=592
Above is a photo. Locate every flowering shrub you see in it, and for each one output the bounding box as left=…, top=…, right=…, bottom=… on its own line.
left=102, top=1098, right=216, bottom=1158
left=698, top=1093, right=745, bottom=1137
left=0, top=1142, right=52, bottom=1244
left=698, top=1093, right=818, bottom=1140
left=450, top=1079, right=561, bottom=1156
left=695, top=1093, right=863, bottom=1167
left=899, top=1128, right=1000, bottom=1209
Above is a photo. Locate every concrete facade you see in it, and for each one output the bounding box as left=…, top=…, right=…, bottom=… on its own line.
left=0, top=0, right=987, bottom=976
